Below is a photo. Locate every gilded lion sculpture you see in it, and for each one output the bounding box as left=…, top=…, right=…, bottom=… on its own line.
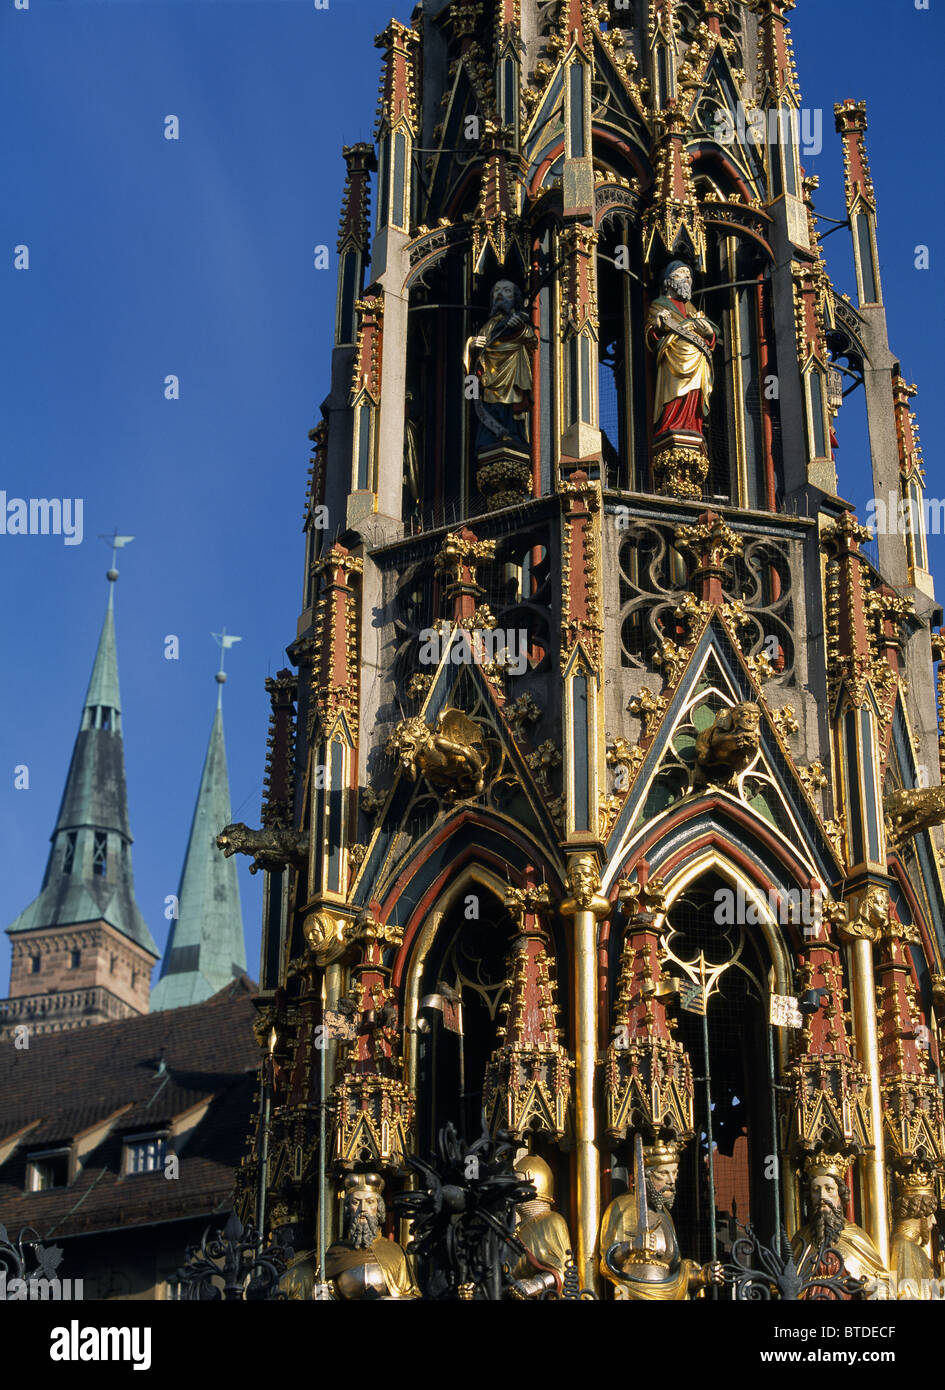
left=387, top=708, right=487, bottom=801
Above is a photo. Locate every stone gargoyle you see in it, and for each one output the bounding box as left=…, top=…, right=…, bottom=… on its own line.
left=216, top=822, right=309, bottom=875
left=692, top=702, right=762, bottom=791
left=884, top=786, right=945, bottom=848
left=386, top=707, right=487, bottom=801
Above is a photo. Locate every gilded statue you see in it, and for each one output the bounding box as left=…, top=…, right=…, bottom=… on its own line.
left=885, top=785, right=945, bottom=846
left=599, top=1139, right=724, bottom=1300
left=275, top=1221, right=320, bottom=1301
left=387, top=708, right=487, bottom=800
left=507, top=1154, right=573, bottom=1299
left=323, top=1173, right=419, bottom=1300
left=888, top=1172, right=940, bottom=1300
left=560, top=853, right=611, bottom=917
left=464, top=279, right=537, bottom=453
left=692, top=702, right=762, bottom=790
left=645, top=261, right=718, bottom=442
left=790, top=1157, right=887, bottom=1297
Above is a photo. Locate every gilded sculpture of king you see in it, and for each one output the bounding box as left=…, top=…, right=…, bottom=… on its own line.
left=464, top=279, right=538, bottom=453
left=600, top=1140, right=724, bottom=1300
left=790, top=1157, right=887, bottom=1297
left=889, top=1171, right=941, bottom=1299
left=645, top=260, right=717, bottom=444
left=323, top=1173, right=419, bottom=1300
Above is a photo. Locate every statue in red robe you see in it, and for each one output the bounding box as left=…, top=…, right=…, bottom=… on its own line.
left=645, top=261, right=718, bottom=441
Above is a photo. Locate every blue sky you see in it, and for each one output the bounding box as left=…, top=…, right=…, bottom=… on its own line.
left=1, top=0, right=942, bottom=993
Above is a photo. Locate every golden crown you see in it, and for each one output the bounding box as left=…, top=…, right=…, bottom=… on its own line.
left=897, top=1167, right=937, bottom=1195
left=803, top=1152, right=849, bottom=1183
left=643, top=1141, right=680, bottom=1169
left=343, top=1172, right=385, bottom=1196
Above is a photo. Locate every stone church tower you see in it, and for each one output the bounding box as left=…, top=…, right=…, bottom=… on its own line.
left=3, top=569, right=158, bottom=1034
left=2, top=572, right=247, bottom=1034
left=235, top=1, right=945, bottom=1299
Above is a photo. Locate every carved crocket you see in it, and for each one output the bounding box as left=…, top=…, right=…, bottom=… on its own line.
left=884, top=787, right=945, bottom=847
left=692, top=702, right=761, bottom=791
left=216, top=823, right=309, bottom=874
left=386, top=708, right=487, bottom=800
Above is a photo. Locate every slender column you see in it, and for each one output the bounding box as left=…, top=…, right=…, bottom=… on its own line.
left=560, top=853, right=610, bottom=1292
left=841, top=918, right=890, bottom=1268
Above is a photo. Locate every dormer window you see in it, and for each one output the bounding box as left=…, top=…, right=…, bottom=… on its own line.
left=124, top=1133, right=168, bottom=1176
left=27, top=1147, right=72, bottom=1191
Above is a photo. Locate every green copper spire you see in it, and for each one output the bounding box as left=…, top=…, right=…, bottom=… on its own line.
left=150, top=635, right=246, bottom=1011
left=7, top=547, right=157, bottom=955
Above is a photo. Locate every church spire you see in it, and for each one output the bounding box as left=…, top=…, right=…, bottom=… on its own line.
left=4, top=542, right=157, bottom=1035
left=150, top=634, right=246, bottom=1012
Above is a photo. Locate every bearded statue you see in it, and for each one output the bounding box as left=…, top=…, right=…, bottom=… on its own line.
left=464, top=279, right=537, bottom=454
left=888, top=1172, right=941, bottom=1300
left=790, top=1157, right=887, bottom=1298
left=645, top=261, right=717, bottom=442
left=324, top=1173, right=418, bottom=1300
left=600, top=1140, right=724, bottom=1300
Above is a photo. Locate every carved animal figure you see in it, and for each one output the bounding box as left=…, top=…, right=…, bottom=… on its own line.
left=216, top=822, right=308, bottom=874
left=885, top=786, right=945, bottom=846
left=692, top=702, right=761, bottom=790
left=387, top=708, right=487, bottom=800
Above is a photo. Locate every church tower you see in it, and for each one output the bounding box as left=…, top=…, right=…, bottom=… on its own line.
left=150, top=642, right=246, bottom=1011
left=3, top=562, right=158, bottom=1036
left=234, top=1, right=945, bottom=1300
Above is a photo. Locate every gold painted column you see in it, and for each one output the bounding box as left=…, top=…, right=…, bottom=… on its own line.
left=839, top=890, right=891, bottom=1268
left=560, top=853, right=610, bottom=1293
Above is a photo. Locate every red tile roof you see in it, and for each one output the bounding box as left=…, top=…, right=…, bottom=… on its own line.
left=0, top=978, right=260, bottom=1240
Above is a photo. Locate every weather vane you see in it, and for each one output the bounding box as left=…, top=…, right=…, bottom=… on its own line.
left=99, top=530, right=134, bottom=583
left=212, top=629, right=243, bottom=706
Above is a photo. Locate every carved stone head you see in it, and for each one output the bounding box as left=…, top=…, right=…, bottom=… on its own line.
left=662, top=260, right=693, bottom=302
left=490, top=279, right=523, bottom=316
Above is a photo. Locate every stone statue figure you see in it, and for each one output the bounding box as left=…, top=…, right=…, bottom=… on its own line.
left=600, top=1139, right=724, bottom=1300
left=324, top=1172, right=419, bottom=1300
left=790, top=1157, right=887, bottom=1297
left=464, top=280, right=537, bottom=453
left=645, top=261, right=717, bottom=441
left=507, top=1154, right=573, bottom=1299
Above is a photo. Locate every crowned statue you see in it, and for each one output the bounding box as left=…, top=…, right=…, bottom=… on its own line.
left=790, top=1156, right=887, bottom=1298
left=600, top=1138, right=724, bottom=1300
left=888, top=1170, right=940, bottom=1300
left=323, top=1173, right=419, bottom=1300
